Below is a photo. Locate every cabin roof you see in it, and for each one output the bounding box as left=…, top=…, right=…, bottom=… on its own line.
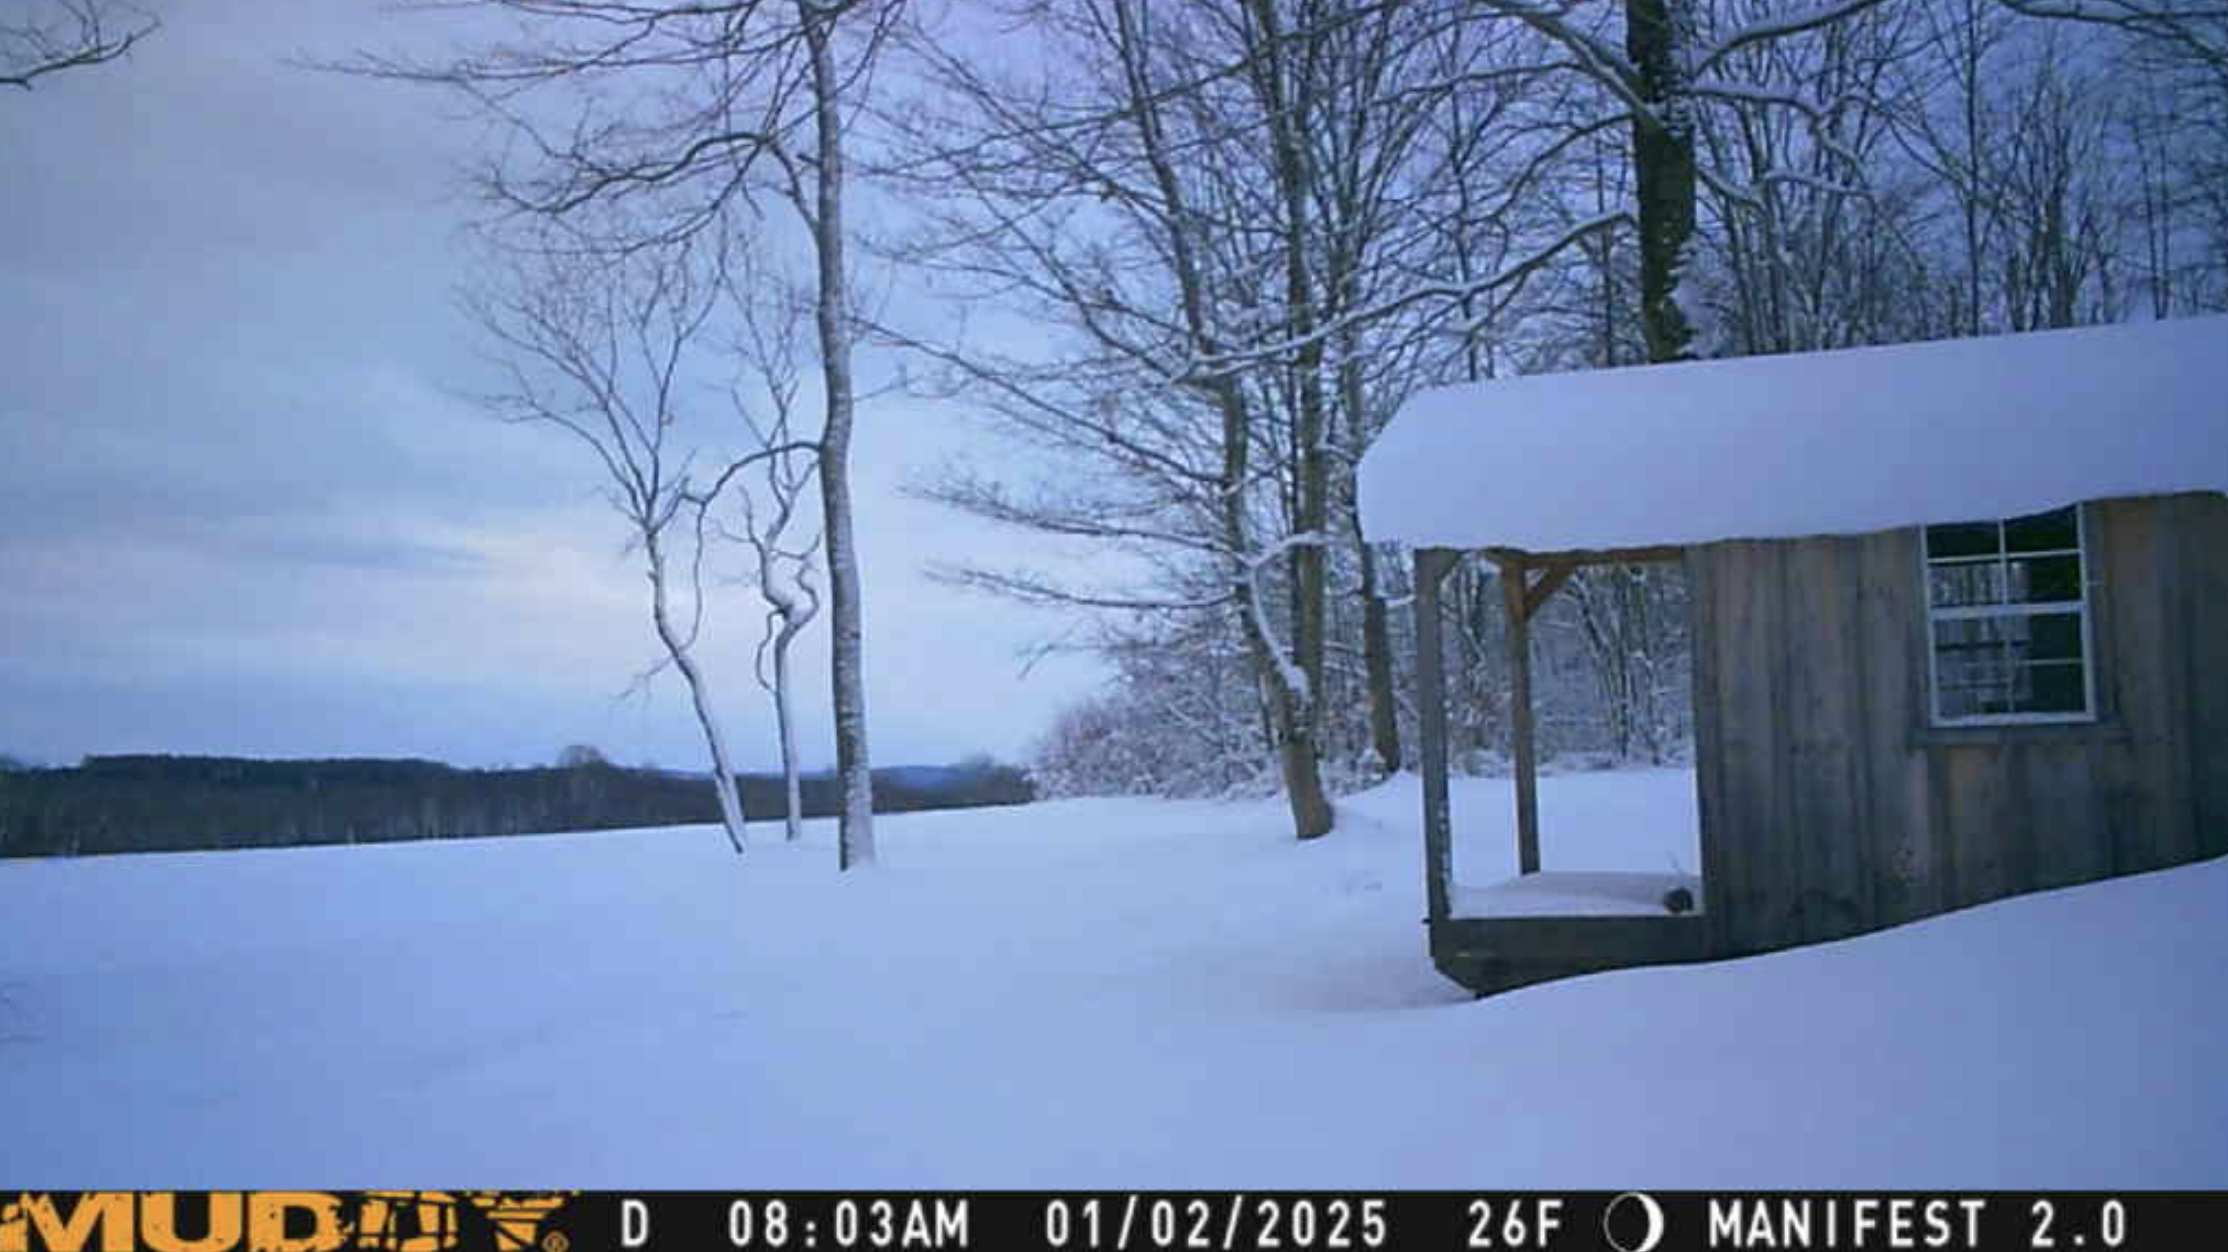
left=1358, top=315, right=2228, bottom=553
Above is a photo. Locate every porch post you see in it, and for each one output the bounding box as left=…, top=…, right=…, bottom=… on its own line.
left=1498, top=555, right=1542, bottom=875
left=1413, top=548, right=1460, bottom=924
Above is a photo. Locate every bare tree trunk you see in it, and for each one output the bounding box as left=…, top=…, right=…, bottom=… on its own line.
left=802, top=6, right=875, bottom=870
left=1113, top=0, right=1328, bottom=840
left=1960, top=0, right=1989, bottom=335
left=1357, top=534, right=1403, bottom=774
left=1237, top=554, right=1334, bottom=838
left=1245, top=0, right=1335, bottom=837
left=1628, top=0, right=1701, bottom=363
left=772, top=619, right=805, bottom=842
left=1214, top=375, right=1332, bottom=837
left=1339, top=352, right=1401, bottom=775
left=648, top=536, right=748, bottom=852
left=466, top=232, right=761, bottom=857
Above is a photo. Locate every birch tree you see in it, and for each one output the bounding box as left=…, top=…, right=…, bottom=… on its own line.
left=721, top=271, right=824, bottom=844
left=357, top=0, right=893, bottom=870
left=469, top=233, right=798, bottom=853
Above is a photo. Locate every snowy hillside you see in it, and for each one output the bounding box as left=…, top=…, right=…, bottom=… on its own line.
left=1, top=769, right=2221, bottom=1188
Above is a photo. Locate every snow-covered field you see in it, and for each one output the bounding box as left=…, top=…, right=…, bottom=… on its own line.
left=2, top=768, right=2222, bottom=1188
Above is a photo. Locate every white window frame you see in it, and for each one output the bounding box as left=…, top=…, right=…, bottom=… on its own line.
left=1922, top=504, right=2097, bottom=728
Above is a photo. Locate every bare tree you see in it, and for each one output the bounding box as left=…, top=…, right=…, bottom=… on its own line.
left=353, top=0, right=895, bottom=870
left=1995, top=50, right=2128, bottom=327
left=1999, top=0, right=2228, bottom=79
left=884, top=0, right=1600, bottom=836
left=880, top=0, right=1328, bottom=837
left=469, top=229, right=807, bottom=854
left=1684, top=0, right=1920, bottom=352
left=747, top=494, right=821, bottom=843
left=2, top=0, right=155, bottom=92
left=720, top=269, right=824, bottom=844
left=1456, top=0, right=1910, bottom=361
left=998, top=0, right=2221, bottom=804
left=1888, top=7, right=2148, bottom=333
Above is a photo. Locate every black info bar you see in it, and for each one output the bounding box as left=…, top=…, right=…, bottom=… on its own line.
left=0, top=1191, right=2220, bottom=1252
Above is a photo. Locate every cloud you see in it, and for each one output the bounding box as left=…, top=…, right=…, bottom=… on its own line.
left=0, top=0, right=1107, bottom=771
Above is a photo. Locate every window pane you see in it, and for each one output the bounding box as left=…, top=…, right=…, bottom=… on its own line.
left=1937, top=685, right=1983, bottom=720
left=2026, top=663, right=2088, bottom=713
left=1926, top=520, right=2001, bottom=560
left=2008, top=553, right=2082, bottom=603
left=2005, top=505, right=2079, bottom=553
left=1927, top=506, right=2092, bottom=724
left=1929, top=561, right=2005, bottom=608
left=1934, top=615, right=2015, bottom=653
left=1933, top=614, right=2091, bottom=719
left=1934, top=617, right=2019, bottom=713
left=2028, top=611, right=2084, bottom=662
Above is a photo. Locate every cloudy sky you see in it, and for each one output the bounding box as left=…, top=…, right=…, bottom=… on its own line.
left=0, top=0, right=1104, bottom=771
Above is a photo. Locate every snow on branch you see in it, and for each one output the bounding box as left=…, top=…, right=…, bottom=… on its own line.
left=1687, top=80, right=1874, bottom=173
left=1176, top=211, right=1631, bottom=380
left=1243, top=529, right=1330, bottom=572
left=1244, top=579, right=1309, bottom=707
left=1694, top=0, right=1897, bottom=79
left=1234, top=530, right=1331, bottom=707
left=1466, top=1, right=1644, bottom=96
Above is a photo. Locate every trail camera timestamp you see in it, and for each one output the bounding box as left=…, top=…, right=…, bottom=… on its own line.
left=1043, top=1197, right=1392, bottom=1250
left=627, top=1197, right=971, bottom=1250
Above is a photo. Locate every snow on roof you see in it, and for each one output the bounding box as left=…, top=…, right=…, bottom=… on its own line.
left=1359, top=316, right=2228, bottom=552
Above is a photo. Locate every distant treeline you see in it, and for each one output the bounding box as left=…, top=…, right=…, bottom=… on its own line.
left=0, top=754, right=1032, bottom=857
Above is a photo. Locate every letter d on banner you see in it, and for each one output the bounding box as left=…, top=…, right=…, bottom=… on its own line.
left=622, top=1198, right=650, bottom=1248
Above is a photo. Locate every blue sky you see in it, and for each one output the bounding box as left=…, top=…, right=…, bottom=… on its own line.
left=0, top=0, right=1104, bottom=771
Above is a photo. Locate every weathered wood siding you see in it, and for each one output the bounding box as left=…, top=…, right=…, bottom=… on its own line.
left=1688, top=492, right=2228, bottom=957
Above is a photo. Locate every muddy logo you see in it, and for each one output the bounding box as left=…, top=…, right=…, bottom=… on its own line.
left=0, top=1193, right=573, bottom=1252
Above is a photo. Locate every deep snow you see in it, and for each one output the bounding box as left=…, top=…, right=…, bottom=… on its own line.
left=2, top=768, right=2222, bottom=1188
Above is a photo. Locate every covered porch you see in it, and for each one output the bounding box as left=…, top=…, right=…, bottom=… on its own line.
left=1411, top=543, right=1715, bottom=997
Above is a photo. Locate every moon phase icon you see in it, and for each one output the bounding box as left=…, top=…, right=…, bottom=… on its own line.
left=1602, top=1192, right=1666, bottom=1252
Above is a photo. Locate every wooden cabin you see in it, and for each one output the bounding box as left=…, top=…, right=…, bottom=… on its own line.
left=1357, top=316, right=2228, bottom=997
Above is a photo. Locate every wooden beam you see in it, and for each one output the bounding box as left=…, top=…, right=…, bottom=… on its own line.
left=1483, top=543, right=1686, bottom=567
left=1499, top=555, right=1543, bottom=875
left=1521, top=560, right=1579, bottom=622
left=1413, top=548, right=1459, bottom=924
left=1415, top=546, right=1463, bottom=588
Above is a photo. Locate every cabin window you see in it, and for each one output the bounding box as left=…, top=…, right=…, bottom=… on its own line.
left=1923, top=504, right=2094, bottom=725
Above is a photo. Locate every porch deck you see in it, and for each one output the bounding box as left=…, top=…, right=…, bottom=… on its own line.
left=1453, top=868, right=1700, bottom=919
left=1429, top=909, right=1715, bottom=998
